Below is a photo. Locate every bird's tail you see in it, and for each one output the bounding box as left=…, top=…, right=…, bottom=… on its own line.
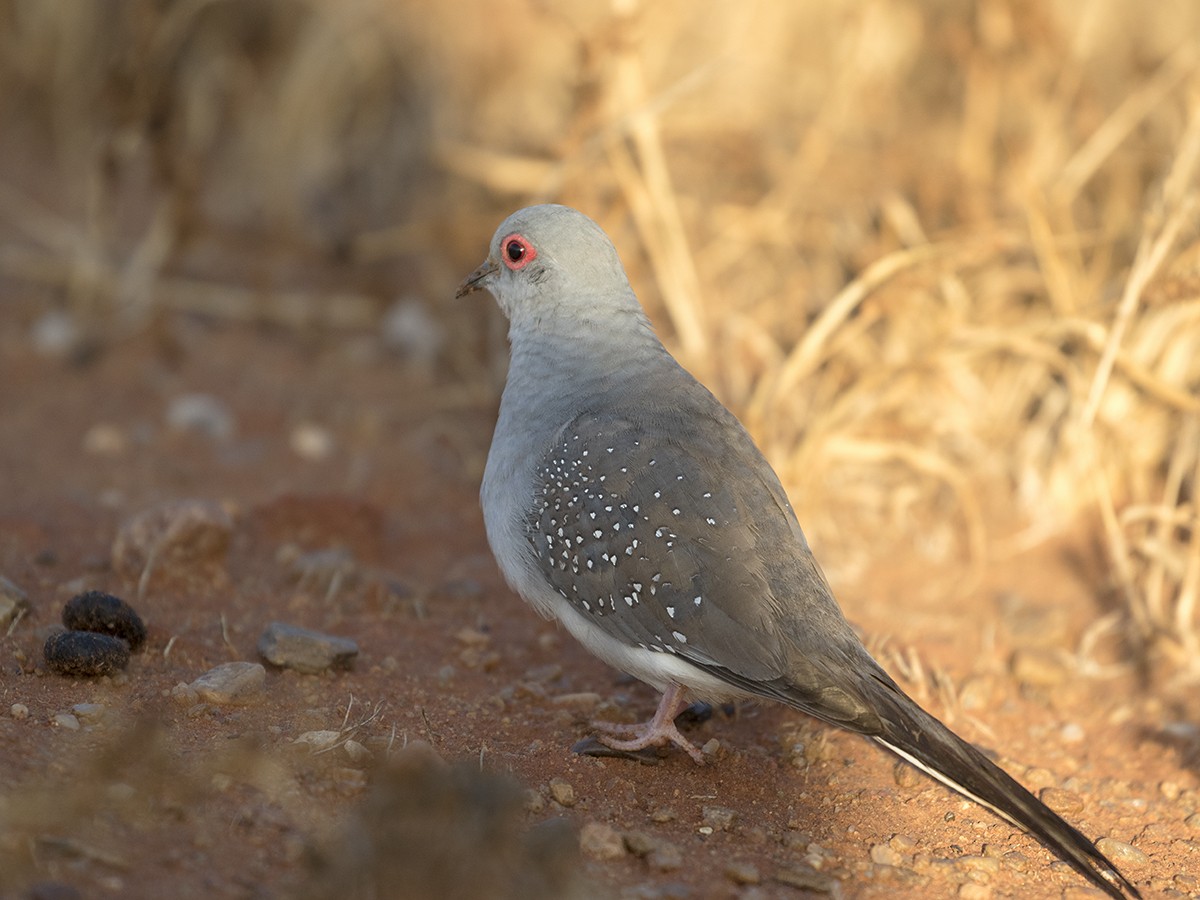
left=861, top=673, right=1141, bottom=899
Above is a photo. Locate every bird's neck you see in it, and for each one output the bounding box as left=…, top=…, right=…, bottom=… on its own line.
left=504, top=301, right=670, bottom=421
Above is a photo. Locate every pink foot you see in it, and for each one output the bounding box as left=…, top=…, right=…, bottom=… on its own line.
left=591, top=685, right=706, bottom=764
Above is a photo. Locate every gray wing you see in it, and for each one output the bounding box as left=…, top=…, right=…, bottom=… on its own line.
left=525, top=393, right=880, bottom=728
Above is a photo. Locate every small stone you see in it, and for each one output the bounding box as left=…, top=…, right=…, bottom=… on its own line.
left=957, top=675, right=994, bottom=710
left=724, top=860, right=760, bottom=885
left=579, top=821, right=625, bottom=860
left=1010, top=648, right=1069, bottom=687
left=342, top=740, right=371, bottom=764
left=1093, top=838, right=1148, bottom=866
left=454, top=627, right=491, bottom=646
left=11, top=703, right=29, bottom=719
left=53, top=713, right=80, bottom=730
left=623, top=831, right=657, bottom=857
left=649, top=807, right=676, bottom=823
left=44, top=631, right=131, bottom=677
left=62, top=590, right=147, bottom=650
left=1022, top=767, right=1058, bottom=790
left=293, top=730, right=342, bottom=752
left=894, top=759, right=923, bottom=788
left=0, top=575, right=30, bottom=630
left=1060, top=722, right=1085, bottom=743
left=548, top=777, right=576, bottom=807
left=257, top=621, right=358, bottom=674
left=1039, top=787, right=1084, bottom=814
left=71, top=703, right=106, bottom=724
left=552, top=692, right=601, bottom=710
left=1158, top=780, right=1181, bottom=801
left=166, top=392, right=234, bottom=441
left=955, top=855, right=1001, bottom=876
left=31, top=310, right=82, bottom=357
left=647, top=840, right=683, bottom=872
left=701, top=805, right=736, bottom=832
left=523, top=788, right=545, bottom=813
left=170, top=682, right=199, bottom=705
left=871, top=843, right=903, bottom=866
left=290, top=423, right=334, bottom=461
left=26, top=880, right=83, bottom=900
left=774, top=865, right=838, bottom=892
left=83, top=423, right=128, bottom=456
left=190, top=662, right=266, bottom=705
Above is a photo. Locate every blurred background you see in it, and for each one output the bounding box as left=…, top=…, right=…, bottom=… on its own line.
left=1, top=0, right=1197, bottom=678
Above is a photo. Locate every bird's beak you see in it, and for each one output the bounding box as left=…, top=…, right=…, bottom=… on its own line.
left=455, top=258, right=499, bottom=299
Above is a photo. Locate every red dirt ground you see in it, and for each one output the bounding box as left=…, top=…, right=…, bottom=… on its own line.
left=1, top=311, right=1197, bottom=899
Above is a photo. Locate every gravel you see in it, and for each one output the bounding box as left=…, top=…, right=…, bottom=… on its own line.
left=257, top=621, right=358, bottom=673
left=189, top=662, right=266, bottom=705
left=579, top=821, right=625, bottom=860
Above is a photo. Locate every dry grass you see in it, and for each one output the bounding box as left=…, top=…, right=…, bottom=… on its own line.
left=0, top=0, right=1197, bottom=673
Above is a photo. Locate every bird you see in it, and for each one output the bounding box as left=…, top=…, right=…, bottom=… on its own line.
left=457, top=203, right=1142, bottom=899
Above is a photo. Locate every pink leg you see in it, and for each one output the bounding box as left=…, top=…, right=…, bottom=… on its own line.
left=591, top=684, right=705, bottom=764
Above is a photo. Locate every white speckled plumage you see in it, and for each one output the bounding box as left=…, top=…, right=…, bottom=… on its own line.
left=457, top=204, right=1138, bottom=900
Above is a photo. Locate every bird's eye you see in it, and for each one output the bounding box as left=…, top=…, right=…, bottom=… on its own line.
left=501, top=234, right=536, bottom=271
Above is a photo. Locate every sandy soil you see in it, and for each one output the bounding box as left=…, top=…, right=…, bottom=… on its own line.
left=0, top=311, right=1197, bottom=899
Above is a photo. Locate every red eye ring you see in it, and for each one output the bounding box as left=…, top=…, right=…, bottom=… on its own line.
left=501, top=234, right=536, bottom=271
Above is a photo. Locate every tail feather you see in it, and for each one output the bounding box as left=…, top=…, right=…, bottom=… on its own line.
left=864, top=676, right=1141, bottom=899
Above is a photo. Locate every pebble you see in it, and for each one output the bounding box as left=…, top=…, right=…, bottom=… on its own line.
left=623, top=830, right=657, bottom=857
left=31, top=310, right=82, bottom=357
left=894, top=759, right=923, bottom=788
left=870, top=843, right=904, bottom=866
left=293, top=730, right=342, bottom=752
left=257, top=621, right=359, bottom=674
left=1039, top=787, right=1084, bottom=814
left=523, top=788, right=545, bottom=812
left=578, top=821, right=625, bottom=860
left=26, top=880, right=83, bottom=900
left=1010, top=648, right=1069, bottom=687
left=548, top=777, right=576, bottom=808
left=647, top=840, right=683, bottom=872
left=701, top=805, right=736, bottom=832
left=774, top=865, right=838, bottom=892
left=955, top=855, right=1001, bottom=876
left=724, top=860, right=760, bottom=885
left=83, top=423, right=128, bottom=456
left=1060, top=722, right=1085, bottom=743
left=53, top=713, right=80, bottom=730
left=189, top=662, right=266, bottom=705
left=166, top=392, right=235, bottom=441
left=0, top=574, right=30, bottom=629
left=1094, top=837, right=1147, bottom=865
left=44, top=631, right=131, bottom=677
left=62, top=590, right=146, bottom=650
left=290, top=423, right=334, bottom=461
left=72, top=703, right=106, bottom=724
left=11, top=703, right=29, bottom=719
